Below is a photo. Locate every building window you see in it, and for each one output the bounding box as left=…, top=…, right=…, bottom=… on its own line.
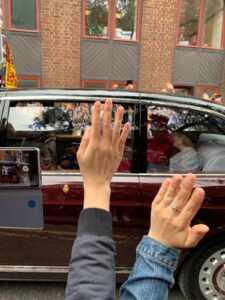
left=17, top=76, right=41, bottom=88
left=203, top=0, right=224, bottom=48
left=1, top=0, right=5, bottom=29
left=9, top=0, right=39, bottom=31
left=196, top=86, right=219, bottom=98
left=177, top=0, right=225, bottom=49
left=84, top=0, right=110, bottom=38
left=174, top=86, right=193, bottom=95
left=111, top=81, right=136, bottom=90
left=177, top=0, right=201, bottom=46
left=82, top=80, right=108, bottom=89
left=114, top=0, right=140, bottom=41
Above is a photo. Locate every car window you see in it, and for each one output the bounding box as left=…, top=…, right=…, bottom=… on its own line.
left=146, top=105, right=225, bottom=173
left=6, top=101, right=136, bottom=173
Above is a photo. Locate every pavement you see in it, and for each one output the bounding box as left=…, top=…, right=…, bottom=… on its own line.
left=0, top=282, right=185, bottom=299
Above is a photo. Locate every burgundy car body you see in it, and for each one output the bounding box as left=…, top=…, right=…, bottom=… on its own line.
left=0, top=89, right=225, bottom=298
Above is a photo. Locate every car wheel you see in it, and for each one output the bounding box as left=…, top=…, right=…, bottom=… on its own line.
left=178, top=236, right=225, bottom=300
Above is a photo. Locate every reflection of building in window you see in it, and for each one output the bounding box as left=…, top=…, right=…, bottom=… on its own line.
left=174, top=86, right=193, bottom=95
left=10, top=0, right=38, bottom=31
left=17, top=76, right=40, bottom=88
left=197, top=86, right=219, bottom=99
left=82, top=80, right=108, bottom=89
left=203, top=0, right=224, bottom=48
left=177, top=0, right=200, bottom=46
left=85, top=0, right=109, bottom=37
left=115, top=0, right=139, bottom=40
left=177, top=0, right=224, bottom=49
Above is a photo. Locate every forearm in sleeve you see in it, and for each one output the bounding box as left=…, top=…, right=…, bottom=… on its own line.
left=65, top=208, right=116, bottom=300
left=120, top=236, right=180, bottom=300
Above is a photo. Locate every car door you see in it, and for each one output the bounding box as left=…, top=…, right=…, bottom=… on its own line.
left=139, top=98, right=225, bottom=236
left=0, top=94, right=143, bottom=280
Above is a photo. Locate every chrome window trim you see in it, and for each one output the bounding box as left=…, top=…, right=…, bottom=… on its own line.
left=143, top=100, right=225, bottom=120
left=0, top=265, right=68, bottom=274
left=42, top=171, right=140, bottom=177
left=1, top=95, right=140, bottom=104
left=139, top=173, right=225, bottom=178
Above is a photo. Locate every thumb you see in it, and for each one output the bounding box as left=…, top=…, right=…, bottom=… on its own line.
left=184, top=224, right=209, bottom=248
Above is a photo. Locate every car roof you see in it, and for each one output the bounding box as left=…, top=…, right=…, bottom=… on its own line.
left=1, top=88, right=225, bottom=115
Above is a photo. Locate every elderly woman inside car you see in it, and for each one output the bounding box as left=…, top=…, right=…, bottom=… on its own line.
left=169, top=131, right=202, bottom=172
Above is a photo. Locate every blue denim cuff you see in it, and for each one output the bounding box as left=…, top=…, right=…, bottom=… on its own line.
left=136, top=236, right=180, bottom=272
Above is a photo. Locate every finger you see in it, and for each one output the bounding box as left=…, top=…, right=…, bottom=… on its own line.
left=77, top=127, right=91, bottom=158
left=91, top=101, right=101, bottom=142
left=172, top=173, right=196, bottom=210
left=103, top=98, right=113, bottom=140
left=118, top=122, right=130, bottom=155
left=184, top=224, right=209, bottom=248
left=161, top=174, right=183, bottom=207
left=152, top=179, right=171, bottom=205
left=179, top=187, right=205, bottom=226
left=112, top=105, right=124, bottom=145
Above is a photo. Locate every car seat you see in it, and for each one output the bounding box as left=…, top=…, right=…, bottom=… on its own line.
left=202, top=151, right=225, bottom=172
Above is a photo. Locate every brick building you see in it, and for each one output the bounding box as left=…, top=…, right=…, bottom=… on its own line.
left=2, top=0, right=225, bottom=99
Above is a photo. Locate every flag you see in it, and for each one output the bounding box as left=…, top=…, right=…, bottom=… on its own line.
left=2, top=34, right=18, bottom=89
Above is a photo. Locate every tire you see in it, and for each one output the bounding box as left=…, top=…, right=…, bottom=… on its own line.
left=178, top=236, right=225, bottom=300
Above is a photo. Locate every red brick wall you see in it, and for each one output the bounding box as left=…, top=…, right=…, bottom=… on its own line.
left=139, top=0, right=179, bottom=92
left=41, top=0, right=81, bottom=88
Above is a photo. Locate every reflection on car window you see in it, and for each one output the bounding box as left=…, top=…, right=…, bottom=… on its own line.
left=7, top=101, right=136, bottom=173
left=146, top=105, right=225, bottom=173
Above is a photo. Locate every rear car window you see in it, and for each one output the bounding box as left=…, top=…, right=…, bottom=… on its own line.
left=146, top=105, right=225, bottom=173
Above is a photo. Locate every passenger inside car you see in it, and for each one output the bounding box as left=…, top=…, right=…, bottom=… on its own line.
left=169, top=131, right=202, bottom=172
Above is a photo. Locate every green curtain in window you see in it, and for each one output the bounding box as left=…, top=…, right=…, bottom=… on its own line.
left=11, top=0, right=36, bottom=30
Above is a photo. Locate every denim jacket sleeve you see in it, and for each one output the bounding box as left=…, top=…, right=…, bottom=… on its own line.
left=65, top=208, right=116, bottom=300
left=120, top=236, right=180, bottom=300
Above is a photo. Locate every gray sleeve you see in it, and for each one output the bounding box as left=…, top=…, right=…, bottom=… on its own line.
left=65, top=208, right=116, bottom=300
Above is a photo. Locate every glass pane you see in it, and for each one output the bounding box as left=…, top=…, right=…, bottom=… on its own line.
left=115, top=0, right=139, bottom=40
left=7, top=102, right=58, bottom=171
left=178, top=0, right=200, bottom=46
left=11, top=0, right=36, bottom=30
left=7, top=101, right=135, bottom=173
left=197, top=87, right=218, bottom=98
left=0, top=1, right=2, bottom=28
left=146, top=105, right=225, bottom=173
left=203, top=0, right=224, bottom=48
left=18, top=79, right=39, bottom=88
left=85, top=0, right=109, bottom=37
left=84, top=81, right=106, bottom=89
left=174, top=87, right=193, bottom=95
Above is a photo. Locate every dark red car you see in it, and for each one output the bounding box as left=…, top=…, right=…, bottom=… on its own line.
left=0, top=89, right=225, bottom=300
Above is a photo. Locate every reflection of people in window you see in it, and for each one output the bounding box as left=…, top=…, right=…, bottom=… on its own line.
left=118, top=146, right=132, bottom=172
left=178, top=24, right=197, bottom=46
left=178, top=25, right=186, bottom=42
left=169, top=132, right=201, bottom=172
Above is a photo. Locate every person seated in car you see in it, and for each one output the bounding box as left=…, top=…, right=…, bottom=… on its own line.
left=60, top=145, right=79, bottom=170
left=169, top=131, right=202, bottom=172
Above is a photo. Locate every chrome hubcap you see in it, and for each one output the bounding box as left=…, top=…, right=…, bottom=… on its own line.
left=199, top=248, right=225, bottom=299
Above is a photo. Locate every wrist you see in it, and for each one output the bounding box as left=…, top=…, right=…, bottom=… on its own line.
left=83, top=183, right=111, bottom=212
left=148, top=230, right=175, bottom=249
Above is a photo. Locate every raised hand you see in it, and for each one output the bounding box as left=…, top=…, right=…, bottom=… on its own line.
left=77, top=98, right=130, bottom=211
left=148, top=173, right=209, bottom=248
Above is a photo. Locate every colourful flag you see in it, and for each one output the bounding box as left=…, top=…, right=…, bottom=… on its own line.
left=2, top=34, right=18, bottom=89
